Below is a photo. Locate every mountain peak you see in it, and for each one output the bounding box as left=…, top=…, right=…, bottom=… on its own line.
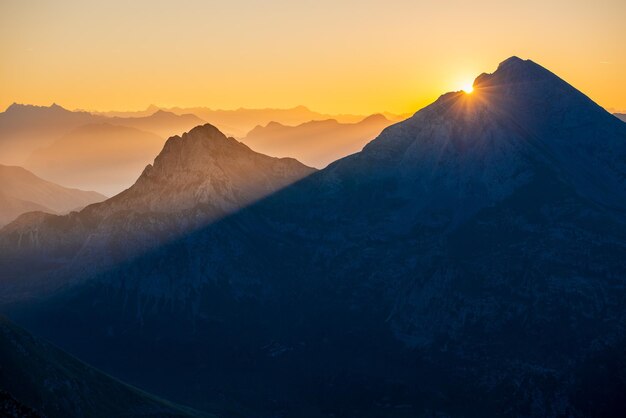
left=360, top=113, right=389, bottom=124
left=91, top=123, right=315, bottom=216
left=5, top=102, right=21, bottom=112
left=474, top=56, right=556, bottom=89
left=151, top=109, right=174, bottom=117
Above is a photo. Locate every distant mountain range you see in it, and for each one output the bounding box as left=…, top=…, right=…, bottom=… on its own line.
left=2, top=57, right=626, bottom=417
left=0, top=103, right=101, bottom=164
left=25, top=124, right=165, bottom=196
left=0, top=316, right=213, bottom=418
left=159, top=105, right=407, bottom=138
left=0, top=102, right=402, bottom=194
left=241, top=114, right=394, bottom=168
left=107, top=110, right=205, bottom=139
left=0, top=164, right=105, bottom=226
left=0, top=104, right=205, bottom=194
left=615, top=113, right=626, bottom=122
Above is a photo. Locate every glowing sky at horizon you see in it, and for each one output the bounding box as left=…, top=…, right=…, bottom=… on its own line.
left=1, top=0, right=625, bottom=115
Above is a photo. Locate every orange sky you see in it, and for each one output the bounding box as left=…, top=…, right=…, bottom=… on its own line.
left=1, top=0, right=625, bottom=115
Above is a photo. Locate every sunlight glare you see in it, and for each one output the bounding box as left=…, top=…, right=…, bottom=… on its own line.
left=462, top=83, right=474, bottom=94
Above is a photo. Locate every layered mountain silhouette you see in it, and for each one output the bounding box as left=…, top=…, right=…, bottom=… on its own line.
left=615, top=112, right=626, bottom=122
left=3, top=57, right=626, bottom=417
left=0, top=104, right=206, bottom=194
left=163, top=105, right=406, bottom=137
left=107, top=110, right=205, bottom=139
left=25, top=124, right=166, bottom=196
left=0, top=316, right=213, bottom=418
left=0, top=104, right=100, bottom=164
left=241, top=114, right=393, bottom=167
left=0, top=124, right=314, bottom=301
left=0, top=164, right=105, bottom=227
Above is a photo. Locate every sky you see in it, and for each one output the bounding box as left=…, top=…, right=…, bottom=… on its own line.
left=1, top=0, right=625, bottom=115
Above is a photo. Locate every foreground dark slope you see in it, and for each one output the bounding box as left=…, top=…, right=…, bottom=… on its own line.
left=0, top=317, right=213, bottom=418
left=7, top=57, right=626, bottom=417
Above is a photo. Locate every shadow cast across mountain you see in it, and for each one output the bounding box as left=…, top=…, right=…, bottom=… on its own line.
left=4, top=56, right=626, bottom=417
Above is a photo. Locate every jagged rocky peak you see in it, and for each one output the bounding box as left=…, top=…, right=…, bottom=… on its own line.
left=90, top=123, right=316, bottom=216
left=138, top=123, right=257, bottom=180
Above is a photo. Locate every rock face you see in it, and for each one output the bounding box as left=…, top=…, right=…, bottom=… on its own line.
left=0, top=316, right=212, bottom=418
left=0, top=165, right=106, bottom=226
left=241, top=114, right=394, bottom=168
left=0, top=124, right=315, bottom=300
left=94, top=123, right=315, bottom=216
left=4, top=57, right=626, bottom=417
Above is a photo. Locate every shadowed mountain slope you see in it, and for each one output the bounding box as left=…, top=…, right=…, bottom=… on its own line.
left=0, top=316, right=213, bottom=418
left=4, top=57, right=626, bottom=417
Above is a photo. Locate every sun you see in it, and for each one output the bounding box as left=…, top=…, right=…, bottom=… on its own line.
left=462, top=83, right=474, bottom=94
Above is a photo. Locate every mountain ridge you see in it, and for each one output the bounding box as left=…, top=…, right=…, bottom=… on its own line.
left=0, top=165, right=106, bottom=227
left=3, top=57, right=626, bottom=417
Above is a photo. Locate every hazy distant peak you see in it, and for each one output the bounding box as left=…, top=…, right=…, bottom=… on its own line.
left=266, top=121, right=285, bottom=128
left=4, top=102, right=70, bottom=113
left=360, top=113, right=389, bottom=124
left=150, top=109, right=178, bottom=117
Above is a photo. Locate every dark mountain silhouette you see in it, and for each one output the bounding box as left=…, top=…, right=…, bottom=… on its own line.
left=241, top=114, right=393, bottom=167
left=25, top=123, right=166, bottom=196
left=0, top=390, right=43, bottom=418
left=3, top=57, right=626, bottom=417
left=0, top=164, right=105, bottom=227
left=0, top=316, right=213, bottom=418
